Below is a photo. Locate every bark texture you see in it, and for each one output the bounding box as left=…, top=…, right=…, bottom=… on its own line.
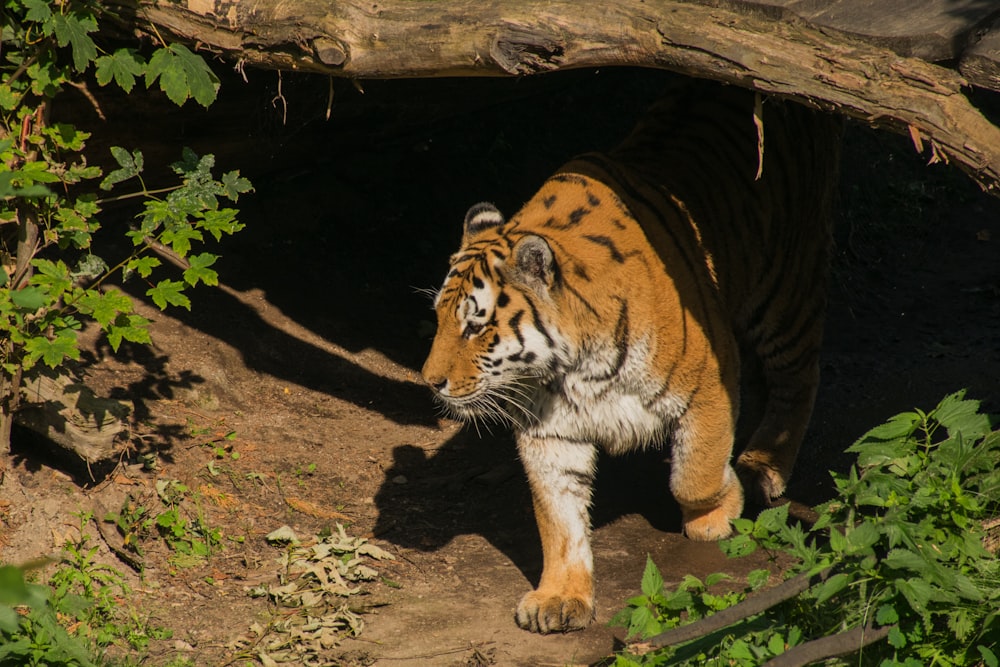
left=108, top=0, right=1000, bottom=192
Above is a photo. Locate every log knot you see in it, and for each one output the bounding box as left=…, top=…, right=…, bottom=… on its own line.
left=490, top=25, right=564, bottom=75
left=313, top=37, right=348, bottom=66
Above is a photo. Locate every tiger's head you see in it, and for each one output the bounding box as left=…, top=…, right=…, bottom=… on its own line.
left=421, top=202, right=566, bottom=425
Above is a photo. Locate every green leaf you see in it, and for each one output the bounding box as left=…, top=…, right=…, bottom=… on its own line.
left=641, top=556, right=663, bottom=598
left=933, top=391, right=994, bottom=440
left=43, top=123, right=89, bottom=151
left=221, top=170, right=253, bottom=200
left=171, top=146, right=206, bottom=176
left=11, top=286, right=46, bottom=310
left=850, top=411, right=921, bottom=449
left=0, top=169, right=52, bottom=199
left=169, top=43, right=219, bottom=107
left=100, top=147, right=144, bottom=190
left=22, top=0, right=53, bottom=22
left=895, top=578, right=935, bottom=618
left=746, top=568, right=771, bottom=592
left=884, top=548, right=933, bottom=577
left=876, top=604, right=899, bottom=625
left=813, top=572, right=849, bottom=604
left=199, top=207, right=244, bottom=240
left=74, top=290, right=133, bottom=327
left=731, top=517, right=754, bottom=535
left=979, top=646, right=999, bottom=667
left=0, top=84, right=20, bottom=111
left=947, top=607, right=976, bottom=641
left=888, top=625, right=907, bottom=648
left=145, top=45, right=219, bottom=107
left=182, top=253, right=218, bottom=287
left=51, top=12, right=98, bottom=72
left=161, top=225, right=202, bottom=257
left=19, top=159, right=61, bottom=183
left=147, top=280, right=191, bottom=310
left=24, top=330, right=80, bottom=368
left=767, top=632, right=786, bottom=656
left=106, top=314, right=152, bottom=351
left=752, top=503, right=790, bottom=536
left=0, top=565, right=29, bottom=605
left=626, top=604, right=659, bottom=639
left=845, top=520, right=881, bottom=554
left=95, top=48, right=146, bottom=92
left=703, top=572, right=730, bottom=587
left=720, top=533, right=756, bottom=558
left=0, top=605, right=20, bottom=634
left=126, top=256, right=161, bottom=279
left=31, top=258, right=73, bottom=295
left=72, top=254, right=109, bottom=281
left=159, top=62, right=190, bottom=107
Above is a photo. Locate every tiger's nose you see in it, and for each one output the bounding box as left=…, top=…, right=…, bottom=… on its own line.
left=422, top=373, right=447, bottom=393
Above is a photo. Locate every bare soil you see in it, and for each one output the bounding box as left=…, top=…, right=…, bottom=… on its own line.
left=1, top=68, right=998, bottom=667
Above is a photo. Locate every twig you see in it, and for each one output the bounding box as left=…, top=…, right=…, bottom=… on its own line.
left=646, top=567, right=833, bottom=648
left=764, top=623, right=893, bottom=667
left=143, top=235, right=191, bottom=271
left=65, top=80, right=106, bottom=120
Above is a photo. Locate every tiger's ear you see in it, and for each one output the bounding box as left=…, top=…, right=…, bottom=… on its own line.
left=511, top=234, right=556, bottom=293
left=462, top=202, right=505, bottom=245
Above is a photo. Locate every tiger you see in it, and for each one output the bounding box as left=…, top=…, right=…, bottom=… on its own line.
left=421, top=79, right=841, bottom=634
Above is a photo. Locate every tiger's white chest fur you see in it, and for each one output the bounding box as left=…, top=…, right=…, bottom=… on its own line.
left=521, top=336, right=687, bottom=455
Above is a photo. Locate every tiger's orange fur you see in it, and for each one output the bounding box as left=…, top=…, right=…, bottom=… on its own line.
left=422, top=81, right=840, bottom=633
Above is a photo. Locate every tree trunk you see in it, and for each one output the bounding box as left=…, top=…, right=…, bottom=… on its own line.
left=107, top=0, right=1000, bottom=193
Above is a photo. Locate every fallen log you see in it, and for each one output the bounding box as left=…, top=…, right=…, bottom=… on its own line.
left=105, top=0, right=1000, bottom=192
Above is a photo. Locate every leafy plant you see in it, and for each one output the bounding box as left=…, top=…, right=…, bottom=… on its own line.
left=0, top=512, right=172, bottom=666
left=1, top=0, right=251, bottom=451
left=104, top=496, right=154, bottom=557
left=613, top=390, right=1000, bottom=666
left=154, top=479, right=224, bottom=562
left=0, top=560, right=97, bottom=667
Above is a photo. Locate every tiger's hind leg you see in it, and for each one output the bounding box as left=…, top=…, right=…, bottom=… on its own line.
left=735, top=312, right=824, bottom=505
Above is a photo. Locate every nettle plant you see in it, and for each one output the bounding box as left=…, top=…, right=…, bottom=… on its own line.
left=614, top=390, right=1000, bottom=667
left=1, top=0, right=251, bottom=449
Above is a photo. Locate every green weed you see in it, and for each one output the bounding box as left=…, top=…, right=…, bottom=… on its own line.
left=613, top=390, right=1000, bottom=666
left=1, top=512, right=172, bottom=666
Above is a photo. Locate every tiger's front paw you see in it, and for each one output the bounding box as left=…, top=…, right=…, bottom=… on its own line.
left=515, top=589, right=594, bottom=634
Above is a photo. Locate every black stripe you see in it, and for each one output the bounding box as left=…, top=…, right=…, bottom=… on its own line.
left=523, top=295, right=555, bottom=348
left=582, top=234, right=625, bottom=263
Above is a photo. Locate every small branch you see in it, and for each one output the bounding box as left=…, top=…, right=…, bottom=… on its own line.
left=65, top=81, right=106, bottom=121
left=645, top=567, right=832, bottom=649
left=764, top=623, right=893, bottom=667
left=96, top=184, right=178, bottom=205
left=142, top=236, right=190, bottom=272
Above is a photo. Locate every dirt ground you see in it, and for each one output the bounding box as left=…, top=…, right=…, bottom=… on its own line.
left=1, top=68, right=999, bottom=667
